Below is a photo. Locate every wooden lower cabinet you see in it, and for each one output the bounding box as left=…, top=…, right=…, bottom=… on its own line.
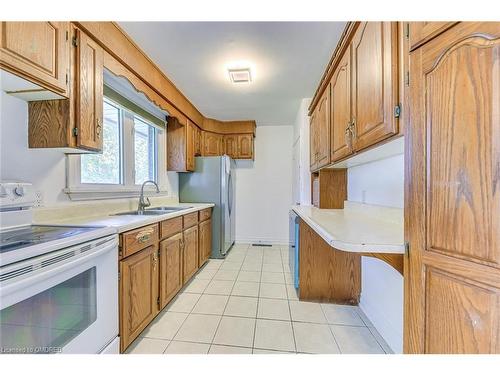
left=405, top=22, right=500, bottom=354
left=299, top=219, right=360, bottom=303
left=198, top=218, right=212, bottom=266
left=159, top=233, right=183, bottom=309
left=182, top=225, right=199, bottom=282
left=119, top=210, right=214, bottom=352
left=119, top=244, right=159, bottom=352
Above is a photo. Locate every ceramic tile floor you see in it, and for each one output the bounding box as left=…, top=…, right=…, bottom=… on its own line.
left=126, top=243, right=391, bottom=354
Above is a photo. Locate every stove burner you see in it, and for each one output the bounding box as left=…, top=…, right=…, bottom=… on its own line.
left=0, top=225, right=101, bottom=253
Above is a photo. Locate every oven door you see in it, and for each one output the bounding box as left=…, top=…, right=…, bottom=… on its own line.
left=0, top=235, right=118, bottom=354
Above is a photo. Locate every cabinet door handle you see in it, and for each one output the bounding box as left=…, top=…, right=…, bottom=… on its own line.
left=96, top=118, right=102, bottom=139
left=350, top=118, right=357, bottom=142
left=152, top=252, right=158, bottom=271
left=345, top=123, right=352, bottom=152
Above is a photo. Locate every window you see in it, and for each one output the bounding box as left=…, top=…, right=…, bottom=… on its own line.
left=133, top=116, right=157, bottom=184
left=81, top=101, right=122, bottom=184
left=67, top=96, right=165, bottom=199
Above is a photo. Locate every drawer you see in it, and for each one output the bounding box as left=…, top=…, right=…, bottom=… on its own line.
left=199, top=208, right=212, bottom=222
left=120, top=223, right=159, bottom=258
left=160, top=216, right=183, bottom=239
left=183, top=212, right=198, bottom=229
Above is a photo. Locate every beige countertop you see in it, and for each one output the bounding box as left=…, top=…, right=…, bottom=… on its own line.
left=292, top=201, right=404, bottom=254
left=35, top=201, right=214, bottom=233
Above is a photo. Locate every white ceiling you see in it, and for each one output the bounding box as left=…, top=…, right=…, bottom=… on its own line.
left=118, top=22, right=346, bottom=126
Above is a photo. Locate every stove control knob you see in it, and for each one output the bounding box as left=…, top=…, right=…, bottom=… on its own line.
left=14, top=186, right=25, bottom=197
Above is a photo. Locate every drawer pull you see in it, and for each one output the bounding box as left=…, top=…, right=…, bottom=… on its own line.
left=136, top=228, right=154, bottom=243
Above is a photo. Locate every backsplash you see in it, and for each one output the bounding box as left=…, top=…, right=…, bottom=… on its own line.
left=33, top=195, right=180, bottom=224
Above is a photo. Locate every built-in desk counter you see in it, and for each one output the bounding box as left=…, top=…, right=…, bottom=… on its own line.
left=292, top=202, right=404, bottom=304
left=292, top=201, right=404, bottom=254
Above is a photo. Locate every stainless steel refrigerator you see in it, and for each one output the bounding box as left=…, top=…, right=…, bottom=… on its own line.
left=179, top=155, right=235, bottom=258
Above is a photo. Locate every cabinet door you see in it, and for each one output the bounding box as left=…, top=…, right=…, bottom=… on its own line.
left=183, top=226, right=199, bottom=283
left=159, top=233, right=183, bottom=309
left=194, top=126, right=201, bottom=156
left=224, top=135, right=238, bottom=158
left=315, top=89, right=330, bottom=168
left=409, top=22, right=457, bottom=51
left=198, top=219, right=212, bottom=267
left=238, top=134, right=254, bottom=159
left=203, top=132, right=221, bottom=156
left=330, top=46, right=352, bottom=162
left=120, top=245, right=159, bottom=352
left=0, top=22, right=70, bottom=95
left=351, top=22, right=398, bottom=152
left=75, top=28, right=103, bottom=151
left=186, top=121, right=195, bottom=171
left=309, top=110, right=318, bottom=171
left=405, top=22, right=500, bottom=354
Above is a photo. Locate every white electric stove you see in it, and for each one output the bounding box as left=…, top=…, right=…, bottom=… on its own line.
left=0, top=182, right=120, bottom=354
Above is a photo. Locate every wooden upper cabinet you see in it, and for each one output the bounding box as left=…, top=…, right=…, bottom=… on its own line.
left=194, top=125, right=202, bottom=156
left=238, top=134, right=254, bottom=159
left=182, top=225, right=199, bottom=283
left=203, top=131, right=222, bottom=156
left=351, top=22, right=398, bottom=152
left=167, top=116, right=197, bottom=172
left=409, top=22, right=457, bottom=51
left=315, top=89, right=330, bottom=168
left=405, top=22, right=500, bottom=354
left=330, top=45, right=352, bottom=162
left=186, top=121, right=196, bottom=171
left=75, top=28, right=103, bottom=151
left=159, top=233, right=183, bottom=309
left=224, top=134, right=238, bottom=158
left=120, top=245, right=159, bottom=352
left=27, top=26, right=104, bottom=152
left=309, top=109, right=318, bottom=170
left=0, top=22, right=70, bottom=96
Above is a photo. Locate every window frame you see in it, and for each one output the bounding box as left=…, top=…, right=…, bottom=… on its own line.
left=65, top=97, right=167, bottom=201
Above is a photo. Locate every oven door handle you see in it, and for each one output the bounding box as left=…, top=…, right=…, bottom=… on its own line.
left=0, top=238, right=118, bottom=300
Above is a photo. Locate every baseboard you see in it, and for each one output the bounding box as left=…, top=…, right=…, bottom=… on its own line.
left=235, top=237, right=289, bottom=247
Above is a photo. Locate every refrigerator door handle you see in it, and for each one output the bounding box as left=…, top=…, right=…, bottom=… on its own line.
left=227, top=172, right=233, bottom=216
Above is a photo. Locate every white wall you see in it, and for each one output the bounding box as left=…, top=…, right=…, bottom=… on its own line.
left=292, top=98, right=311, bottom=205
left=234, top=125, right=293, bottom=245
left=0, top=91, right=178, bottom=206
left=348, top=154, right=404, bottom=208
left=347, top=153, right=404, bottom=353
left=0, top=92, right=69, bottom=204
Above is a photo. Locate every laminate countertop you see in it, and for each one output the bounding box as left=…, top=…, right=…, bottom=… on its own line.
left=35, top=203, right=215, bottom=233
left=292, top=201, right=404, bottom=254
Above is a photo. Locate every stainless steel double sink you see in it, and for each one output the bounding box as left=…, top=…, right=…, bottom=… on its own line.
left=113, top=206, right=192, bottom=216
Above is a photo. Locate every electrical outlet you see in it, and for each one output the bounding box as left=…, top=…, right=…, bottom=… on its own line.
left=34, top=191, right=43, bottom=207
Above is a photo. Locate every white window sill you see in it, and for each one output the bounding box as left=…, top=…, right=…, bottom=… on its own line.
left=63, top=186, right=169, bottom=201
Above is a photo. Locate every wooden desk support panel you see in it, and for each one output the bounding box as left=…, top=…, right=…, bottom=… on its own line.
left=299, top=219, right=361, bottom=304
left=361, top=253, right=404, bottom=275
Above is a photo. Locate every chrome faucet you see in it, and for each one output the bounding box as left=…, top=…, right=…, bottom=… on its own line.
left=138, top=180, right=160, bottom=212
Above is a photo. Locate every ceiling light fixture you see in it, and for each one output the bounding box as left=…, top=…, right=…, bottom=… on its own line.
left=228, top=67, right=252, bottom=84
